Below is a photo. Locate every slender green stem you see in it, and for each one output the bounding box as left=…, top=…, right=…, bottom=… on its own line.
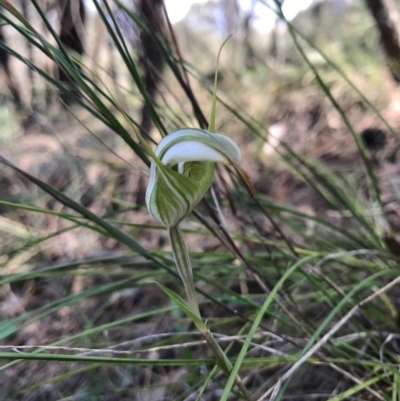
left=168, top=224, right=253, bottom=401
left=168, top=225, right=201, bottom=317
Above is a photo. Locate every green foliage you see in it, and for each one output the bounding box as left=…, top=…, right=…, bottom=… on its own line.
left=0, top=0, right=398, bottom=400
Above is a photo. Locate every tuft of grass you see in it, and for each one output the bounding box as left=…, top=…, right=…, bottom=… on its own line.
left=0, top=0, right=399, bottom=400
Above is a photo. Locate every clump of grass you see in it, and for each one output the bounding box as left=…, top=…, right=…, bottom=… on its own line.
left=0, top=1, right=399, bottom=400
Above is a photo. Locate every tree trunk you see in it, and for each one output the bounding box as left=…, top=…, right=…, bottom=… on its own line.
left=138, top=0, right=165, bottom=136
left=242, top=0, right=257, bottom=69
left=57, top=0, right=86, bottom=104
left=364, top=0, right=400, bottom=82
left=0, top=26, right=22, bottom=110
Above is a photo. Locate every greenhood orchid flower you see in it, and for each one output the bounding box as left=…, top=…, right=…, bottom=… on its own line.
left=145, top=128, right=245, bottom=228
left=142, top=41, right=254, bottom=399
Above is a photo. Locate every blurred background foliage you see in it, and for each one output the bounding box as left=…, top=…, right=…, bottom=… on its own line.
left=0, top=0, right=400, bottom=400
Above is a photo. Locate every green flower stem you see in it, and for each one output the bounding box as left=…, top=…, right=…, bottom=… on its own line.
left=168, top=225, right=201, bottom=317
left=168, top=225, right=253, bottom=401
